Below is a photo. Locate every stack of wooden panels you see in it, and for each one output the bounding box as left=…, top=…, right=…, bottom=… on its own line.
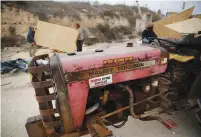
left=153, top=7, right=194, bottom=38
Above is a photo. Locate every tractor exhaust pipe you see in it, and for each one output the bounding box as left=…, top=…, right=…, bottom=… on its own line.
left=119, top=85, right=139, bottom=119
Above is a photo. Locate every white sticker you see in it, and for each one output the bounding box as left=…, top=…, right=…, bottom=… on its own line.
left=89, top=74, right=112, bottom=88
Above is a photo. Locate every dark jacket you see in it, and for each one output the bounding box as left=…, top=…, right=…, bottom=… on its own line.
left=27, top=27, right=35, bottom=43
left=189, top=72, right=201, bottom=98
left=178, top=34, right=201, bottom=51
left=142, top=27, right=157, bottom=44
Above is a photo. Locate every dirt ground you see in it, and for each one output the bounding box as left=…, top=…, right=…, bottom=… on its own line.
left=1, top=43, right=201, bottom=137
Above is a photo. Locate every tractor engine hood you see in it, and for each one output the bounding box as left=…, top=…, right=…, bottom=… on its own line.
left=55, top=44, right=168, bottom=87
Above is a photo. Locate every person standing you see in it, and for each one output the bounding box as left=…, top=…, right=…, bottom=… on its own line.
left=27, top=27, right=37, bottom=57
left=142, top=23, right=157, bottom=44
left=75, top=23, right=84, bottom=52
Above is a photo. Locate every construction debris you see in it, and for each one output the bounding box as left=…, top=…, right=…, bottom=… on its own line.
left=1, top=58, right=28, bottom=74
left=1, top=58, right=49, bottom=74
left=153, top=7, right=194, bottom=38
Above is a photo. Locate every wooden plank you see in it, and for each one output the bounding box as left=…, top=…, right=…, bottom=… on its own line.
left=167, top=12, right=177, bottom=17
left=153, top=7, right=194, bottom=38
left=35, top=20, right=78, bottom=53
left=166, top=18, right=201, bottom=34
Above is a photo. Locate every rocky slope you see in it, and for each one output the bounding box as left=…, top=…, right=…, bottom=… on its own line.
left=1, top=1, right=162, bottom=48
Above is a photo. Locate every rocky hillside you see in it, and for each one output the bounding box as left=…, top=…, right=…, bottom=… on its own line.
left=1, top=1, right=162, bottom=48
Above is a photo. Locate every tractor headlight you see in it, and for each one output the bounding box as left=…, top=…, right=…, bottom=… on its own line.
left=160, top=57, right=168, bottom=65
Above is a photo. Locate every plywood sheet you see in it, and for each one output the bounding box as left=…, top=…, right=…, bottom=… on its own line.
left=167, top=12, right=177, bottom=17
left=154, top=7, right=194, bottom=38
left=35, top=20, right=78, bottom=53
left=166, top=18, right=201, bottom=34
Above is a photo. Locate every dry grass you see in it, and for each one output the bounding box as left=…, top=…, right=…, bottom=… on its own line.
left=84, top=37, right=100, bottom=46
left=37, top=12, right=49, bottom=21
left=1, top=35, right=26, bottom=49
left=152, top=13, right=162, bottom=22
left=9, top=26, right=16, bottom=35
left=83, top=24, right=133, bottom=44
left=96, top=24, right=119, bottom=41
left=2, top=1, right=161, bottom=26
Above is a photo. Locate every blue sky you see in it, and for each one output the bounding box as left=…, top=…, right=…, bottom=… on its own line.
left=54, top=0, right=201, bottom=14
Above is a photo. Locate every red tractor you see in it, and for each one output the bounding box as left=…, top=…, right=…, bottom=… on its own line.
left=26, top=38, right=200, bottom=137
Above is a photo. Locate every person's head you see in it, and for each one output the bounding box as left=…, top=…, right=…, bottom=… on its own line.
left=74, top=23, right=80, bottom=30
left=29, top=26, right=33, bottom=31
left=29, top=26, right=36, bottom=32
left=146, top=22, right=154, bottom=30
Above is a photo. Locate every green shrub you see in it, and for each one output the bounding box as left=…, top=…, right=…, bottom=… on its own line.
left=152, top=13, right=162, bottom=22
left=9, top=26, right=16, bottom=35
left=127, top=17, right=136, bottom=28
left=37, top=12, right=49, bottom=21
left=112, top=26, right=132, bottom=35
left=96, top=24, right=132, bottom=42
left=97, top=23, right=110, bottom=34
left=84, top=37, right=99, bottom=46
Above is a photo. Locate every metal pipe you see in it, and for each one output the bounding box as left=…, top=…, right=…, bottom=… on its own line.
left=136, top=1, right=143, bottom=19
left=119, top=85, right=139, bottom=119
left=85, top=102, right=100, bottom=115
left=150, top=80, right=158, bottom=95
left=101, top=91, right=168, bottom=120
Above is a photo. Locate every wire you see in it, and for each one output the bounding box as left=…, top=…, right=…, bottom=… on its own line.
left=103, top=117, right=128, bottom=128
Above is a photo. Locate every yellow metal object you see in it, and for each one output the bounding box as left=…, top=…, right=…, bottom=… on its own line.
left=169, top=53, right=194, bottom=62
left=28, top=60, right=33, bottom=81
left=100, top=90, right=109, bottom=105
left=92, top=124, right=113, bottom=137
left=103, top=90, right=109, bottom=105
left=29, top=73, right=33, bottom=81
left=86, top=116, right=113, bottom=137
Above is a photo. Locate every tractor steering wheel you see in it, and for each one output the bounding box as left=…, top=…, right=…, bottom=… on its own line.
left=148, top=37, right=178, bottom=47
